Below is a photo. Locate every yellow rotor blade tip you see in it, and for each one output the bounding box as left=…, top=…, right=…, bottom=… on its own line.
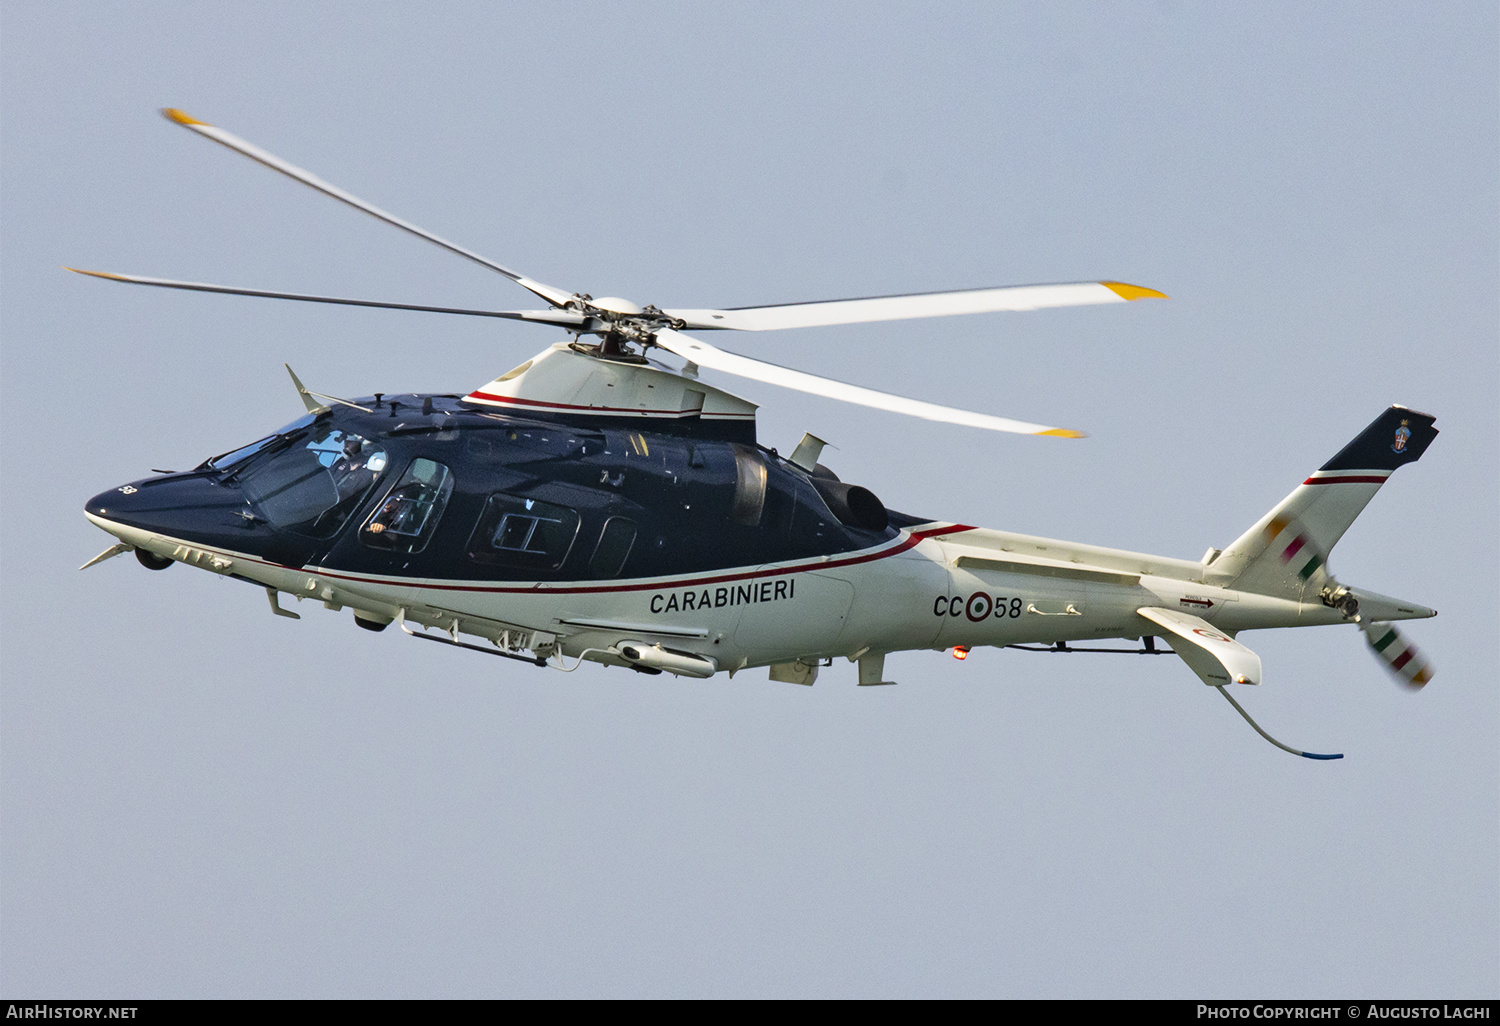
left=1037, top=428, right=1087, bottom=439
left=162, top=108, right=208, bottom=126
left=64, top=267, right=124, bottom=280
left=1101, top=281, right=1168, bottom=301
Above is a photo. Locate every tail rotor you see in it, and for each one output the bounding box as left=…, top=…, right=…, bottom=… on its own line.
left=1360, top=620, right=1433, bottom=689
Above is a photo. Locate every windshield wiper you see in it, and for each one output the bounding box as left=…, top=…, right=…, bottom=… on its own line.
left=219, top=432, right=305, bottom=483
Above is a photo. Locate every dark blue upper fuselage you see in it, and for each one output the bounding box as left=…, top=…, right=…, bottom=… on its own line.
left=86, top=395, right=926, bottom=579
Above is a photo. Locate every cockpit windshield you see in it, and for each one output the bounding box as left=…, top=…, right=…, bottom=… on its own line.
left=236, top=424, right=388, bottom=537
left=204, top=413, right=319, bottom=470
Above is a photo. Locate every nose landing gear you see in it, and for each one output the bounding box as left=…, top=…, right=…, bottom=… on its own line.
left=135, top=549, right=173, bottom=571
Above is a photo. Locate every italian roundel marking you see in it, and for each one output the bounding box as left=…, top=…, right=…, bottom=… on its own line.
left=1192, top=627, right=1233, bottom=644
left=965, top=592, right=993, bottom=622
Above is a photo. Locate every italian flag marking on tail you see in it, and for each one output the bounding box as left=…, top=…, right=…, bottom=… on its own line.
left=1362, top=621, right=1433, bottom=688
left=1266, top=517, right=1325, bottom=582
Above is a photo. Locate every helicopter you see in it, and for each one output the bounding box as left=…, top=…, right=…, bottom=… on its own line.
left=76, top=109, right=1437, bottom=759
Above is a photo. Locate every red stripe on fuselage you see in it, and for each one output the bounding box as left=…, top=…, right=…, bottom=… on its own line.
left=194, top=523, right=977, bottom=597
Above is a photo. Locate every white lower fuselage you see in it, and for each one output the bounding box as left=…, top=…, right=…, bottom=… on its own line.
left=88, top=513, right=1395, bottom=678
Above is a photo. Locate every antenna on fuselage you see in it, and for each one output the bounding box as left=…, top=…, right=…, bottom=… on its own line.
left=285, top=364, right=372, bottom=414
left=1212, top=685, right=1343, bottom=761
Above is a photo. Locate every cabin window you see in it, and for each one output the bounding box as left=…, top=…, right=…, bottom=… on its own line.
left=361, top=458, right=454, bottom=554
left=588, top=517, right=637, bottom=577
left=467, top=493, right=581, bottom=571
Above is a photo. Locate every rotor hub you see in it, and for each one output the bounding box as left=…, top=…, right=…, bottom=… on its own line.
left=562, top=294, right=686, bottom=356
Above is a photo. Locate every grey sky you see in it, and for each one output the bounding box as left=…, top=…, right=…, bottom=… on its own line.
left=3, top=2, right=1496, bottom=998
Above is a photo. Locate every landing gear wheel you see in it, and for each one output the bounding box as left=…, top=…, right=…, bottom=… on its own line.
left=135, top=549, right=172, bottom=571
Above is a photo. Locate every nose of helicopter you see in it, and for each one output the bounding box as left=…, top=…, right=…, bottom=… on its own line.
left=85, top=475, right=324, bottom=569
left=85, top=476, right=244, bottom=547
left=84, top=486, right=128, bottom=522
left=86, top=481, right=149, bottom=533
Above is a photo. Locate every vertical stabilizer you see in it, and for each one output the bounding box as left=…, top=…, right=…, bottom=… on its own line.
left=1204, top=406, right=1437, bottom=597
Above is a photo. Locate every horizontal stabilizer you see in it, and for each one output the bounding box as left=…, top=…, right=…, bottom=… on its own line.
left=1138, top=606, right=1262, bottom=686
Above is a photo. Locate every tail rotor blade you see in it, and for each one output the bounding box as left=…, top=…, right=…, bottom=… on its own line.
left=1361, top=621, right=1433, bottom=689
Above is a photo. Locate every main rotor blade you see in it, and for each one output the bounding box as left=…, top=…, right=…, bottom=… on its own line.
left=65, top=268, right=587, bottom=328
left=662, top=280, right=1166, bottom=332
left=651, top=328, right=1083, bottom=437
left=160, top=108, right=577, bottom=309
